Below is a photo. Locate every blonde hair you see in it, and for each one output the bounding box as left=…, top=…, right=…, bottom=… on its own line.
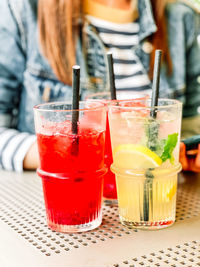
left=38, top=0, right=81, bottom=85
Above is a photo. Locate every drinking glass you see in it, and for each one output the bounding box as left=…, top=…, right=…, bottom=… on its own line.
left=86, top=91, right=148, bottom=205
left=109, top=99, right=182, bottom=229
left=34, top=101, right=107, bottom=233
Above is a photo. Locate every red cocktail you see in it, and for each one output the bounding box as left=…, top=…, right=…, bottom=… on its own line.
left=103, top=115, right=117, bottom=200
left=34, top=102, right=107, bottom=232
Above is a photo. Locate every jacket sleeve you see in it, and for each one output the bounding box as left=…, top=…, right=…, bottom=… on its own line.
left=0, top=0, right=36, bottom=172
left=184, top=6, right=200, bottom=117
left=0, top=0, right=25, bottom=124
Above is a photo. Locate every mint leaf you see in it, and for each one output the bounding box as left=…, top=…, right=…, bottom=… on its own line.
left=146, top=119, right=159, bottom=151
left=161, top=133, right=178, bottom=163
left=155, top=138, right=166, bottom=157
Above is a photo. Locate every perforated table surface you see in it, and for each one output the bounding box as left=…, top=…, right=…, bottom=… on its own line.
left=0, top=171, right=199, bottom=267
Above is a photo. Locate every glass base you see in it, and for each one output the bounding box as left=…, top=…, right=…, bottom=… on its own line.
left=120, top=218, right=175, bottom=230
left=47, top=215, right=102, bottom=233
left=104, top=198, right=118, bottom=206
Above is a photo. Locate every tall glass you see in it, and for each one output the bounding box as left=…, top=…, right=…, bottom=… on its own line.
left=109, top=99, right=182, bottom=229
left=34, top=101, right=107, bottom=233
left=86, top=91, right=148, bottom=205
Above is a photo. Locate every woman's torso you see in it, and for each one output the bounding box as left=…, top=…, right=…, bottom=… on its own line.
left=5, top=0, right=200, bottom=133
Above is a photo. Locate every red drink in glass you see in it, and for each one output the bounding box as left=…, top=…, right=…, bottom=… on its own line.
left=34, top=102, right=107, bottom=233
left=103, top=115, right=117, bottom=200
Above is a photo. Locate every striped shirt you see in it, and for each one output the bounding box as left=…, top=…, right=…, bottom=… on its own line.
left=0, top=127, right=36, bottom=172
left=86, top=15, right=152, bottom=93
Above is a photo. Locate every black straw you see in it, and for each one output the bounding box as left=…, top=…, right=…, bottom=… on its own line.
left=143, top=50, right=162, bottom=222
left=150, top=50, right=162, bottom=118
left=71, top=65, right=80, bottom=156
left=72, top=65, right=80, bottom=134
left=107, top=52, right=117, bottom=100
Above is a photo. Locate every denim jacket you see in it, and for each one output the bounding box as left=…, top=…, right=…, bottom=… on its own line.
left=0, top=0, right=200, bottom=135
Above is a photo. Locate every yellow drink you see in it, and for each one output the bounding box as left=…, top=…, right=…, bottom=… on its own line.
left=111, top=166, right=181, bottom=229
left=109, top=99, right=182, bottom=230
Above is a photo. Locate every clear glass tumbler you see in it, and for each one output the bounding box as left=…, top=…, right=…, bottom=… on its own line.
left=34, top=101, right=107, bottom=233
left=109, top=99, right=182, bottom=230
left=86, top=92, right=148, bottom=205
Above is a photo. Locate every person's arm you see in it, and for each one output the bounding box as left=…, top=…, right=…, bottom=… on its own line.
left=0, top=0, right=39, bottom=172
left=180, top=142, right=200, bottom=172
left=23, top=141, right=39, bottom=170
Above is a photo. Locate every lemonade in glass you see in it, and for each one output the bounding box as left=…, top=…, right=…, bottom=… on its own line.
left=109, top=99, right=182, bottom=230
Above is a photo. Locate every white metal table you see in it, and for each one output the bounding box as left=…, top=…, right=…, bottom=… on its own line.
left=0, top=170, right=199, bottom=267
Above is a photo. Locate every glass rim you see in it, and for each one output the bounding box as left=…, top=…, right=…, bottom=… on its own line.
left=109, top=98, right=182, bottom=110
left=33, top=100, right=106, bottom=112
left=111, top=163, right=182, bottom=178
left=86, top=91, right=149, bottom=101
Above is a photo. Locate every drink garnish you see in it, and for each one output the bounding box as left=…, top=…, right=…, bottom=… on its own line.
left=160, top=133, right=178, bottom=164
left=146, top=131, right=178, bottom=165
left=113, top=144, right=162, bottom=169
left=146, top=118, right=159, bottom=152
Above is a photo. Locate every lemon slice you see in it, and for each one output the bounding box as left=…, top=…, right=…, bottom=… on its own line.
left=166, top=183, right=177, bottom=201
left=113, top=144, right=162, bottom=169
